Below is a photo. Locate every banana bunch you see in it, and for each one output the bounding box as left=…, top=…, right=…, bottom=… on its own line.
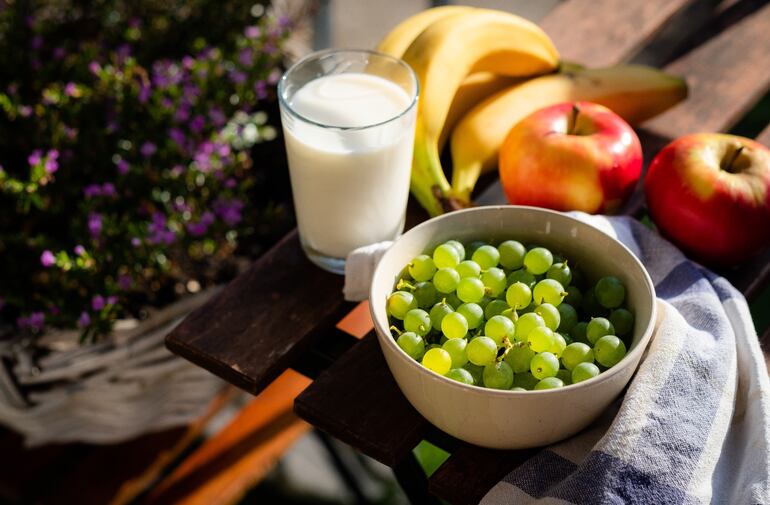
left=378, top=6, right=688, bottom=215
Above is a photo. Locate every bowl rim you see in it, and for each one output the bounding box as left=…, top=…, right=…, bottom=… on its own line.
left=369, top=205, right=657, bottom=396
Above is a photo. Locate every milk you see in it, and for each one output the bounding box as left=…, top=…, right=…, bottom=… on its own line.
left=282, top=72, right=416, bottom=262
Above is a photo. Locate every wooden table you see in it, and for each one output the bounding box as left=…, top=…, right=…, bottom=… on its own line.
left=166, top=1, right=770, bottom=503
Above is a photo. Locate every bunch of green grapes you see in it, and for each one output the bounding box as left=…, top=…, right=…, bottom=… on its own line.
left=386, top=238, right=635, bottom=391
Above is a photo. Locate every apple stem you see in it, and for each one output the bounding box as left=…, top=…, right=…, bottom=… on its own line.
left=722, top=145, right=745, bottom=174
left=568, top=104, right=581, bottom=135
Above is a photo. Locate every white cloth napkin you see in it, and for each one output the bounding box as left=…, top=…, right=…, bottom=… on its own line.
left=343, top=241, right=392, bottom=302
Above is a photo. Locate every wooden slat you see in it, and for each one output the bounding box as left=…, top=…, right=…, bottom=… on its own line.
left=166, top=229, right=354, bottom=394
left=294, top=332, right=429, bottom=467
left=644, top=2, right=770, bottom=138
left=428, top=446, right=537, bottom=505
left=541, top=0, right=698, bottom=67
left=146, top=370, right=310, bottom=505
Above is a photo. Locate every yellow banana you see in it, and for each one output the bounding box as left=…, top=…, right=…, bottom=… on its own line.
left=402, top=10, right=559, bottom=216
left=376, top=5, right=475, bottom=57
left=451, top=65, right=688, bottom=201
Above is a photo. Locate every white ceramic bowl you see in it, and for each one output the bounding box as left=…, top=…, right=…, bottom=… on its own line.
left=369, top=206, right=656, bottom=449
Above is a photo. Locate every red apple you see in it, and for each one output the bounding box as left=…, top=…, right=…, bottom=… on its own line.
left=499, top=101, right=642, bottom=213
left=644, top=133, right=770, bottom=265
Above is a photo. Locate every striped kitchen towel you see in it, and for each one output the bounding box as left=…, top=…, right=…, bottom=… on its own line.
left=481, top=213, right=770, bottom=505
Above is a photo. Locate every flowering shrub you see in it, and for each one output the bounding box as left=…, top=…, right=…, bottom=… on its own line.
left=0, top=1, right=296, bottom=340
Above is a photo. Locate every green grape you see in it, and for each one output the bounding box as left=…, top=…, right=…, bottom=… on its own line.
left=570, top=321, right=589, bottom=344
left=498, top=240, right=526, bottom=269
left=433, top=243, right=461, bottom=269
left=586, top=317, right=615, bottom=345
left=484, top=315, right=515, bottom=345
left=595, top=276, right=625, bottom=309
left=610, top=308, right=634, bottom=336
left=514, top=312, right=545, bottom=342
left=466, top=240, right=487, bottom=258
left=556, top=369, right=572, bottom=385
left=506, top=281, right=532, bottom=309
left=560, top=332, right=573, bottom=345
left=429, top=301, right=454, bottom=331
left=530, top=352, right=559, bottom=380
left=483, top=361, right=514, bottom=389
left=409, top=255, right=437, bottom=282
left=446, top=368, right=474, bottom=385
left=397, top=332, right=425, bottom=361
left=556, top=303, right=578, bottom=332
left=534, top=377, right=564, bottom=390
left=441, top=312, right=469, bottom=339
left=572, top=362, right=600, bottom=383
left=481, top=268, right=507, bottom=297
left=457, top=277, right=485, bottom=303
left=413, top=281, right=437, bottom=308
left=386, top=291, right=417, bottom=320
left=462, top=363, right=484, bottom=385
left=546, top=262, right=572, bottom=286
left=456, top=260, right=481, bottom=278
left=504, top=342, right=535, bottom=373
left=457, top=303, right=483, bottom=330
left=510, top=387, right=527, bottom=392
left=533, top=279, right=566, bottom=306
left=594, top=335, right=627, bottom=367
left=442, top=337, right=468, bottom=368
left=484, top=299, right=509, bottom=320
left=404, top=309, right=431, bottom=337
left=560, top=342, right=594, bottom=371
left=524, top=247, right=553, bottom=275
left=472, top=245, right=500, bottom=270
left=513, top=371, right=539, bottom=390
left=433, top=268, right=460, bottom=293
left=527, top=326, right=555, bottom=353
left=466, top=336, right=498, bottom=366
left=534, top=303, right=560, bottom=330
left=445, top=292, right=463, bottom=309
left=507, top=269, right=536, bottom=288
left=564, top=285, right=583, bottom=307
left=549, top=332, right=567, bottom=357
left=445, top=240, right=466, bottom=260
left=581, top=287, right=607, bottom=317
left=477, top=297, right=492, bottom=309
left=422, top=348, right=452, bottom=375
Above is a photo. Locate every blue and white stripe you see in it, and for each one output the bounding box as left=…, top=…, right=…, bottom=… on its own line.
left=483, top=214, right=770, bottom=505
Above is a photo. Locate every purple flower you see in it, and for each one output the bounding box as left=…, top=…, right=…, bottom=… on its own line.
left=187, top=211, right=215, bottom=237
left=245, top=25, right=261, bottom=39
left=74, top=245, right=86, bottom=256
left=77, top=311, right=91, bottom=327
left=169, top=127, right=186, bottom=147
left=31, top=35, right=43, bottom=50
left=147, top=213, right=176, bottom=245
left=278, top=15, right=292, bottom=29
left=118, top=274, right=132, bottom=290
left=19, top=105, right=32, bottom=117
left=49, top=305, right=60, bottom=316
left=88, top=212, right=102, bottom=238
left=217, top=143, right=231, bottom=157
left=267, top=69, right=281, bottom=85
left=170, top=164, right=185, bottom=177
left=91, top=295, right=105, bottom=311
left=208, top=107, right=226, bottom=127
left=64, top=82, right=78, bottom=97
left=116, top=43, right=131, bottom=63
left=263, top=42, right=277, bottom=55
left=83, top=183, right=102, bottom=198
left=101, top=183, right=116, bottom=197
left=213, top=198, right=245, bottom=226
left=224, top=177, right=237, bottom=189
left=88, top=61, right=101, bottom=75
left=140, top=141, right=157, bottom=158
left=255, top=80, right=268, bottom=100
left=182, top=56, right=195, bottom=69
left=116, top=158, right=130, bottom=175
left=190, top=115, right=205, bottom=134
left=161, top=97, right=174, bottom=109
left=28, top=149, right=42, bottom=166
left=138, top=83, right=151, bottom=103
left=183, top=84, right=200, bottom=103
left=40, top=250, right=56, bottom=267
left=44, top=156, right=58, bottom=174
left=53, top=47, right=66, bottom=60
left=230, top=70, right=247, bottom=85
left=238, top=48, right=253, bottom=66
left=18, top=312, right=45, bottom=331
left=175, top=106, right=190, bottom=123
left=107, top=295, right=118, bottom=305
left=131, top=237, right=141, bottom=247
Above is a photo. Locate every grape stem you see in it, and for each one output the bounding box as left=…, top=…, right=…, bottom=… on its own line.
left=396, top=279, right=415, bottom=291
left=389, top=325, right=403, bottom=336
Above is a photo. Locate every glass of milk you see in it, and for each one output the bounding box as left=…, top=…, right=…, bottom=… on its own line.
left=278, top=49, right=418, bottom=274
